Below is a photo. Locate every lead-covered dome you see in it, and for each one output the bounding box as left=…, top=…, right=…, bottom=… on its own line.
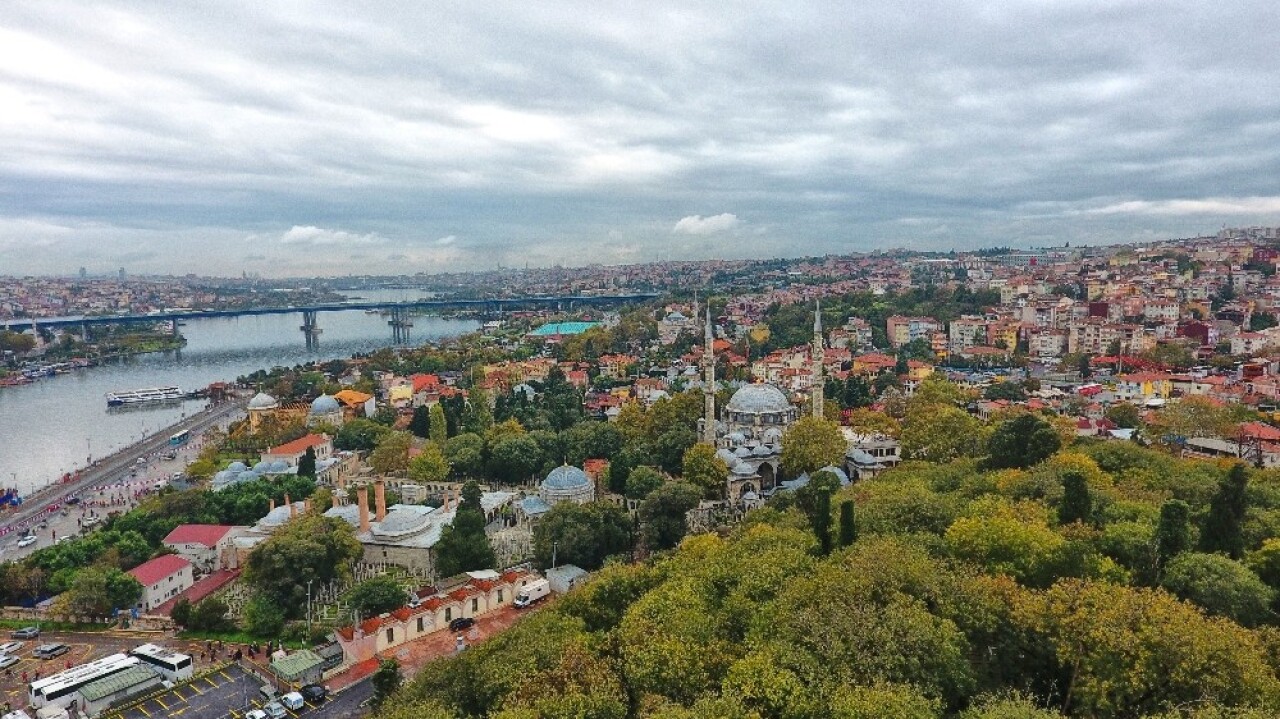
left=543, top=465, right=590, bottom=490
left=726, top=384, right=792, bottom=414
left=310, top=394, right=340, bottom=415
left=248, top=392, right=279, bottom=410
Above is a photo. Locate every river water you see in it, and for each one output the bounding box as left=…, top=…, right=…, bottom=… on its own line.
left=0, top=290, right=477, bottom=494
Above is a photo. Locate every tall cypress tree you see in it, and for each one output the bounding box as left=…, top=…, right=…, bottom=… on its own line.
left=408, top=405, right=431, bottom=439
left=813, top=489, right=833, bottom=556
left=297, top=446, right=316, bottom=478
left=1058, top=471, right=1092, bottom=525
left=838, top=499, right=857, bottom=547
left=1155, top=499, right=1192, bottom=565
left=1201, top=463, right=1249, bottom=559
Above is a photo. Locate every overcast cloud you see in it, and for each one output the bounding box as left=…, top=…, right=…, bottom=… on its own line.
left=2, top=1, right=1279, bottom=276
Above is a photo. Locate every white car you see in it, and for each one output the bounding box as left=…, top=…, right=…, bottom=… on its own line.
left=263, top=701, right=287, bottom=719
left=17, top=535, right=37, bottom=548
left=0, top=655, right=19, bottom=670
left=0, top=641, right=23, bottom=654
left=245, top=711, right=268, bottom=719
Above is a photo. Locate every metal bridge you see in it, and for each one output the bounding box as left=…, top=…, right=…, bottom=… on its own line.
left=1, top=292, right=659, bottom=345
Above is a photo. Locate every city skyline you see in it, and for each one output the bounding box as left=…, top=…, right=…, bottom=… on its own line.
left=3, top=1, right=1280, bottom=276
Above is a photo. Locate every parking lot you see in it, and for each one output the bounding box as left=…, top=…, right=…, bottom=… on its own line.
left=0, top=630, right=149, bottom=711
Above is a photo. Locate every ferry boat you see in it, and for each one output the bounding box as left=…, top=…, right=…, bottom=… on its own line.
left=105, top=386, right=184, bottom=407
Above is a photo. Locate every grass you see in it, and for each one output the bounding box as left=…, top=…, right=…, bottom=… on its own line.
left=176, top=628, right=307, bottom=649
left=0, top=617, right=113, bottom=633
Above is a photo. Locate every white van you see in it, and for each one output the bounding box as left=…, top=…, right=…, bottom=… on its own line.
left=513, top=579, right=550, bottom=608
left=280, top=692, right=305, bottom=711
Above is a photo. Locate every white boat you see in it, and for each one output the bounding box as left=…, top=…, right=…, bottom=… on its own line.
left=105, top=386, right=184, bottom=407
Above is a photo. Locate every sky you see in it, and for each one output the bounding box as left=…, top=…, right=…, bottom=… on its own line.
left=2, top=1, right=1280, bottom=277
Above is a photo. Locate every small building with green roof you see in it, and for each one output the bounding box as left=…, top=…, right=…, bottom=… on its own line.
left=77, top=665, right=162, bottom=717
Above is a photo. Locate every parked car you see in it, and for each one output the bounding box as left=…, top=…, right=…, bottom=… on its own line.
left=300, top=684, right=328, bottom=703
left=513, top=578, right=551, bottom=608
left=0, top=641, right=23, bottom=654
left=66, top=496, right=81, bottom=505
left=245, top=710, right=268, bottom=719
left=263, top=701, right=287, bottom=719
left=280, top=692, right=305, bottom=711
left=0, top=655, right=19, bottom=670
left=449, top=616, right=476, bottom=632
left=17, top=535, right=37, bottom=548
left=10, top=627, right=39, bottom=639
left=34, top=643, right=69, bottom=659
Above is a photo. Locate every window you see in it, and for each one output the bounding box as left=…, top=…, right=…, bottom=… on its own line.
left=471, top=598, right=478, bottom=612
left=386, top=628, right=394, bottom=643
left=497, top=590, right=503, bottom=603
left=417, top=618, right=424, bottom=632
left=445, top=608, right=452, bottom=621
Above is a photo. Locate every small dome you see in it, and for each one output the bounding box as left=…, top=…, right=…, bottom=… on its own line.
left=752, top=445, right=774, bottom=457
left=762, top=427, right=783, bottom=443
left=269, top=460, right=289, bottom=473
left=816, top=466, right=851, bottom=486
left=726, top=384, right=792, bottom=414
left=726, top=431, right=747, bottom=444
left=227, top=461, right=248, bottom=473
left=715, top=448, right=738, bottom=465
left=733, top=462, right=757, bottom=476
left=310, top=394, right=341, bottom=415
left=734, top=446, right=752, bottom=458
left=248, top=392, right=278, bottom=410
left=542, top=465, right=591, bottom=490
left=237, top=469, right=260, bottom=482
left=253, top=461, right=270, bottom=473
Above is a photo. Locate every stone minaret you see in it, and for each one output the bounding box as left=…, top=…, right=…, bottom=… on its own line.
left=811, top=300, right=824, bottom=418
left=702, top=306, right=717, bottom=445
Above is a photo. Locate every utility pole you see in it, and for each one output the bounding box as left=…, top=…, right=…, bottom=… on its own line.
left=306, top=579, right=314, bottom=640
left=551, top=541, right=558, bottom=570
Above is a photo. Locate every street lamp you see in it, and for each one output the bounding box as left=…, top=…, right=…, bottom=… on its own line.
left=307, top=579, right=315, bottom=640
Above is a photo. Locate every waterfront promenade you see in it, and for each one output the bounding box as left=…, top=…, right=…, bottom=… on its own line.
left=0, top=396, right=246, bottom=540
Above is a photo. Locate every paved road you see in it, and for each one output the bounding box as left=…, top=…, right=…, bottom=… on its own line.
left=107, top=663, right=372, bottom=719
left=0, top=398, right=245, bottom=543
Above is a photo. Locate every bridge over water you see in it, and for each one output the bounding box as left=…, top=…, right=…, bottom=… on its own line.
left=1, top=293, right=659, bottom=347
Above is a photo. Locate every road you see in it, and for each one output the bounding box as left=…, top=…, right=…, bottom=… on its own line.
left=0, top=398, right=245, bottom=544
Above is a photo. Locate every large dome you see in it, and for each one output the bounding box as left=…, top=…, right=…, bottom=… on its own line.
left=310, top=394, right=341, bottom=415
left=542, top=465, right=590, bottom=490
left=248, top=392, right=279, bottom=410
left=726, top=384, right=792, bottom=414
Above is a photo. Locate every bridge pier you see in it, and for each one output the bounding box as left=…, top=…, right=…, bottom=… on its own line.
left=300, top=310, right=322, bottom=349
left=81, top=322, right=90, bottom=342
left=389, top=306, right=413, bottom=344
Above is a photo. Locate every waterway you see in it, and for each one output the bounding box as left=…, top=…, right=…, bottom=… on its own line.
left=0, top=290, right=478, bottom=494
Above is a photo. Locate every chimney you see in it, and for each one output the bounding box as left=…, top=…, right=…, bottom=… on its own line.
left=357, top=486, right=371, bottom=532
left=304, top=498, right=311, bottom=514
left=269, top=498, right=276, bottom=512
left=331, top=492, right=341, bottom=510
left=442, top=490, right=450, bottom=512
left=374, top=480, right=387, bottom=522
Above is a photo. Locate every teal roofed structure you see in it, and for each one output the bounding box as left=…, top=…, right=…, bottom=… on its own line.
left=528, top=321, right=600, bottom=337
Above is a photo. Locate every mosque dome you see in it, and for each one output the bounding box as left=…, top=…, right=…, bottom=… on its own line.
left=542, top=465, right=591, bottom=490
left=734, top=446, right=752, bottom=458
left=248, top=392, right=279, bottom=410
left=762, top=427, right=784, bottom=444
left=227, top=461, right=248, bottom=473
left=310, top=394, right=341, bottom=415
left=752, top=444, right=774, bottom=457
left=269, top=460, right=290, bottom=473
left=237, top=470, right=260, bottom=483
left=726, top=384, right=792, bottom=414
left=253, top=461, right=270, bottom=473
left=733, top=461, right=757, bottom=476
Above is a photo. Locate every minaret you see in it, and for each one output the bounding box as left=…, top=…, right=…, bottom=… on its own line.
left=702, top=306, right=717, bottom=445
left=811, top=300, right=824, bottom=418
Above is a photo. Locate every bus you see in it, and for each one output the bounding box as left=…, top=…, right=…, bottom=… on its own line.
left=130, top=643, right=193, bottom=682
left=29, top=653, right=140, bottom=709
left=169, top=429, right=191, bottom=447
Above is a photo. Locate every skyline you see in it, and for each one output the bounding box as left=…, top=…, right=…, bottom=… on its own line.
left=3, top=1, right=1280, bottom=276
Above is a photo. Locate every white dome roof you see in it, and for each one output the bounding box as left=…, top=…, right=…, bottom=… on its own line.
left=248, top=392, right=278, bottom=410
left=542, top=465, right=591, bottom=490
left=726, top=384, right=792, bottom=414
left=310, top=394, right=341, bottom=415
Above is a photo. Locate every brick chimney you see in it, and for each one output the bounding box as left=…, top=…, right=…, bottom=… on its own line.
left=374, top=480, right=387, bottom=522
left=269, top=498, right=276, bottom=512
left=331, top=492, right=340, bottom=510
left=303, top=498, right=311, bottom=514
left=357, top=486, right=371, bottom=533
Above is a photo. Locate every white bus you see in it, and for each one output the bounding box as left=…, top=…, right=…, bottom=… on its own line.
left=28, top=653, right=140, bottom=709
left=130, top=643, right=193, bottom=682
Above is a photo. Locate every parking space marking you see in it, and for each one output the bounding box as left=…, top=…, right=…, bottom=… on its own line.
left=154, top=696, right=169, bottom=711
left=206, top=675, right=219, bottom=689
left=219, top=670, right=233, bottom=682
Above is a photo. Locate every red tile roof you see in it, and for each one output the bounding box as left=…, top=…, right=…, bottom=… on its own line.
left=128, top=555, right=191, bottom=586
left=266, top=433, right=329, bottom=456
left=163, top=524, right=236, bottom=548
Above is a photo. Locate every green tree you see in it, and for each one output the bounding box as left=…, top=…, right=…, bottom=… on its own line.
left=986, top=413, right=1061, bottom=470
left=1160, top=552, right=1274, bottom=627
left=625, top=466, right=666, bottom=501
left=653, top=427, right=698, bottom=475
left=1057, top=471, right=1092, bottom=525
left=1156, top=499, right=1193, bottom=568
left=444, top=433, right=486, bottom=479
left=333, top=418, right=391, bottom=452
left=429, top=403, right=448, bottom=446
left=408, top=443, right=451, bottom=485
left=681, top=443, right=729, bottom=500
left=781, top=416, right=847, bottom=477
left=297, top=446, right=316, bottom=478
left=463, top=388, right=495, bottom=435
left=243, top=514, right=362, bottom=617
left=369, top=431, right=414, bottom=476
left=189, top=596, right=230, bottom=632
left=243, top=594, right=285, bottom=637
left=371, top=659, right=403, bottom=710
left=348, top=576, right=410, bottom=618
left=488, top=434, right=543, bottom=483
left=434, top=500, right=496, bottom=578
left=534, top=501, right=633, bottom=570
left=901, top=405, right=983, bottom=462
left=984, top=382, right=1028, bottom=402
left=1201, top=463, right=1249, bottom=559
left=838, top=499, right=857, bottom=547
left=562, top=421, right=624, bottom=466
left=639, top=482, right=702, bottom=551
left=171, top=597, right=192, bottom=627
left=63, top=566, right=143, bottom=617
left=408, top=405, right=432, bottom=439
left=1104, top=403, right=1142, bottom=429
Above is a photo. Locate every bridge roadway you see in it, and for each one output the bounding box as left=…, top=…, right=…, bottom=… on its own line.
left=0, top=397, right=246, bottom=538
left=0, top=292, right=660, bottom=330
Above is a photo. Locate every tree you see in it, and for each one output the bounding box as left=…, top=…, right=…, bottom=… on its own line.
left=190, top=596, right=231, bottom=632
left=653, top=427, right=698, bottom=475
left=901, top=405, right=983, bottom=462
left=625, top=466, right=666, bottom=500
left=243, top=514, right=362, bottom=617
left=487, top=434, right=543, bottom=483
left=1159, top=553, right=1274, bottom=627
left=838, top=499, right=857, bottom=547
left=463, top=388, right=495, bottom=435
left=333, top=418, right=391, bottom=452
left=986, top=413, right=1061, bottom=470
left=1201, top=463, right=1248, bottom=559
left=607, top=447, right=643, bottom=495
left=371, top=659, right=402, bottom=710
left=1104, top=403, right=1141, bottom=429
left=984, top=382, right=1028, bottom=402
left=1058, top=471, right=1092, bottom=525
left=171, top=597, right=193, bottom=627
left=809, top=471, right=837, bottom=556
left=408, top=405, right=431, bottom=439
left=369, top=431, right=413, bottom=476
left=408, top=443, right=451, bottom=484
left=639, top=482, right=702, bottom=552
left=429, top=403, right=448, bottom=445
left=681, top=443, right=729, bottom=500
left=845, top=408, right=900, bottom=437
left=348, top=576, right=410, bottom=618
left=444, top=433, right=486, bottom=479
left=780, top=416, right=847, bottom=477
left=562, top=421, right=624, bottom=466
left=1156, top=499, right=1192, bottom=568
left=63, top=566, right=142, bottom=617
left=243, top=594, right=286, bottom=637
left=297, top=446, right=316, bottom=478
left=434, top=498, right=496, bottom=578
left=534, top=501, right=633, bottom=570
